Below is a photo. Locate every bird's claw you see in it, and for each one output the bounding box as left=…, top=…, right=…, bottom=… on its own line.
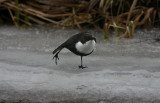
left=79, top=65, right=87, bottom=69
left=53, top=53, right=59, bottom=65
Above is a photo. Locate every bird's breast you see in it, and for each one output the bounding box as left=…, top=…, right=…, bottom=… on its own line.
left=75, top=40, right=96, bottom=54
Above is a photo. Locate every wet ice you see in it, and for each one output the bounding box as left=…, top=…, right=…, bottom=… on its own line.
left=0, top=26, right=160, bottom=102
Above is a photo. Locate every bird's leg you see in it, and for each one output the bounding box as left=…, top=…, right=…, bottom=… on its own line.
left=53, top=52, right=60, bottom=65
left=79, top=56, right=87, bottom=69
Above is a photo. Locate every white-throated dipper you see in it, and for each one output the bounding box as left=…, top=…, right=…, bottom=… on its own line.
left=52, top=32, right=96, bottom=69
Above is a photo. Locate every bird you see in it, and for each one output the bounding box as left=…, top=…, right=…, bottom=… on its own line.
left=52, top=32, right=96, bottom=69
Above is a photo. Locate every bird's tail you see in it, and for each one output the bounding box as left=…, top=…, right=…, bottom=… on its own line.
left=52, top=43, right=65, bottom=64
left=52, top=43, right=65, bottom=55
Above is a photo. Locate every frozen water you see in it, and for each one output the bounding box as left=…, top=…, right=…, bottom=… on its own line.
left=0, top=26, right=160, bottom=103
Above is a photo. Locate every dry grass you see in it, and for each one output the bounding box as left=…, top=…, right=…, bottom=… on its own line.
left=0, top=0, right=159, bottom=38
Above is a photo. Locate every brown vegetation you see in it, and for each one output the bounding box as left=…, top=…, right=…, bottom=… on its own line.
left=0, top=0, right=160, bottom=38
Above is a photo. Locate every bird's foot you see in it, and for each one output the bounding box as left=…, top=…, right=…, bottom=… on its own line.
left=79, top=65, right=87, bottom=69
left=53, top=53, right=59, bottom=65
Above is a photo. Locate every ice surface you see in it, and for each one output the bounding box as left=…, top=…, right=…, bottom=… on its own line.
left=0, top=26, right=160, bottom=103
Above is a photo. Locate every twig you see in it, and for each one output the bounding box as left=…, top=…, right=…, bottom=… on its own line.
left=18, top=18, right=32, bottom=26
left=7, top=8, right=18, bottom=27
left=0, top=0, right=6, bottom=3
left=4, top=2, right=59, bottom=24
left=126, top=0, right=138, bottom=26
left=21, top=13, right=45, bottom=25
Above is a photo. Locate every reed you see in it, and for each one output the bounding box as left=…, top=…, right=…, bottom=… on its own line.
left=15, top=0, right=20, bottom=26
left=0, top=0, right=159, bottom=38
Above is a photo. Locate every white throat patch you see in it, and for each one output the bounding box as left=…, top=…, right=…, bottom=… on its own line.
left=75, top=40, right=96, bottom=54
